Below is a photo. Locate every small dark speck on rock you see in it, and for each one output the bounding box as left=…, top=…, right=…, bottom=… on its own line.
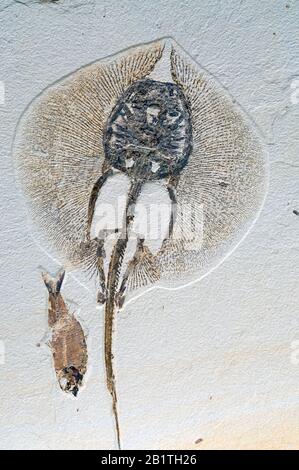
left=195, top=438, right=203, bottom=445
left=285, top=4, right=290, bottom=8
left=293, top=209, right=299, bottom=216
left=39, top=0, right=59, bottom=4
left=219, top=181, right=228, bottom=188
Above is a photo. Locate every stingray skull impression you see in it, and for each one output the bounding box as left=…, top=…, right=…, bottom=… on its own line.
left=14, top=38, right=267, bottom=449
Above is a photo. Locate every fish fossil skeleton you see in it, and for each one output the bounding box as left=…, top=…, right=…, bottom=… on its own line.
left=14, top=39, right=267, bottom=449
left=42, top=270, right=88, bottom=397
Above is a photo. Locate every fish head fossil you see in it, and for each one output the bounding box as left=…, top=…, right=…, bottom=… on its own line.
left=58, top=366, right=84, bottom=397
left=103, top=78, right=193, bottom=181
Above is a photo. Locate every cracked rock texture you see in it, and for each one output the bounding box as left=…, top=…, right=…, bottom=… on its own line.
left=0, top=0, right=298, bottom=450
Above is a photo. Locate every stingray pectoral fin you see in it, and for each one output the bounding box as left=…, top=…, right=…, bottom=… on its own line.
left=86, top=167, right=113, bottom=241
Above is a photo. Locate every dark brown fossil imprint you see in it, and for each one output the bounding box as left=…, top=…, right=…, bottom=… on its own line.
left=85, top=78, right=193, bottom=448
left=42, top=270, right=88, bottom=397
left=14, top=39, right=267, bottom=449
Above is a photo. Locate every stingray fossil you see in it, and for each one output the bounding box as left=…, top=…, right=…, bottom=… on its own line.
left=14, top=39, right=267, bottom=449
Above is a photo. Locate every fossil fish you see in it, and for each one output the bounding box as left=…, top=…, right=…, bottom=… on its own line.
left=42, top=270, right=88, bottom=397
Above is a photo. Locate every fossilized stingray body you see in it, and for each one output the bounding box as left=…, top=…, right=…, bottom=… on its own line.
left=14, top=38, right=267, bottom=449
left=104, top=78, right=192, bottom=179
left=82, top=61, right=194, bottom=449
left=14, top=39, right=267, bottom=292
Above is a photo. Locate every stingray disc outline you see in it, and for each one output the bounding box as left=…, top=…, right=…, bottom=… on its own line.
left=13, top=38, right=268, bottom=296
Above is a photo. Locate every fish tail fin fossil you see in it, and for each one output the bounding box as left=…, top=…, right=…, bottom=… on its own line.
left=42, top=269, right=65, bottom=297
left=42, top=269, right=88, bottom=397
